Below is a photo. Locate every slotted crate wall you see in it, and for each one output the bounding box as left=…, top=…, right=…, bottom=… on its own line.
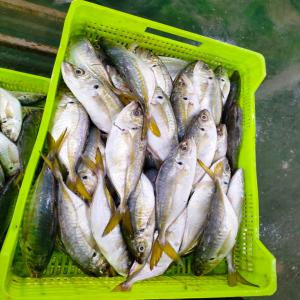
left=0, top=1, right=276, bottom=299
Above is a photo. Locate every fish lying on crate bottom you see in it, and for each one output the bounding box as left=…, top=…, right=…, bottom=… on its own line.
left=0, top=88, right=45, bottom=247
left=20, top=36, right=255, bottom=290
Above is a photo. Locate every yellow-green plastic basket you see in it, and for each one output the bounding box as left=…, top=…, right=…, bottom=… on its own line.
left=0, top=67, right=49, bottom=249
left=0, top=1, right=276, bottom=299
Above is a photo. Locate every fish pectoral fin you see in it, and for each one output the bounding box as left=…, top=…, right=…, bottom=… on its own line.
left=81, top=155, right=97, bottom=174
left=228, top=271, right=259, bottom=287
left=102, top=209, right=122, bottom=236
left=149, top=116, right=161, bottom=137
left=149, top=238, right=163, bottom=270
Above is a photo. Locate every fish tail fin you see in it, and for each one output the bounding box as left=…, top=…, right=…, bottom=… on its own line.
left=47, top=129, right=67, bottom=156
left=81, top=148, right=104, bottom=174
left=102, top=208, right=122, bottom=236
left=150, top=237, right=163, bottom=270
left=228, top=271, right=259, bottom=287
left=163, top=241, right=181, bottom=262
left=67, top=175, right=92, bottom=202
left=197, top=159, right=215, bottom=180
left=41, top=154, right=62, bottom=181
left=112, top=282, right=131, bottom=292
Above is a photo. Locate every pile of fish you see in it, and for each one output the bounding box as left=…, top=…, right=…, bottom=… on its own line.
left=0, top=88, right=45, bottom=247
left=20, top=37, right=250, bottom=289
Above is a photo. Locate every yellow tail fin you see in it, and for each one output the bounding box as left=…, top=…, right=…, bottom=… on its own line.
left=67, top=176, right=92, bottom=202
left=102, top=209, right=122, bottom=236
left=150, top=238, right=163, bottom=270
left=164, top=241, right=180, bottom=262
left=228, top=271, right=259, bottom=287
left=112, top=282, right=131, bottom=292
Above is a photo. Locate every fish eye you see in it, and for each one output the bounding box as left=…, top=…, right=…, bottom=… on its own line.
left=82, top=176, right=88, bottom=180
left=92, top=252, right=97, bottom=258
left=133, top=108, right=142, bottom=116
left=27, top=246, right=32, bottom=252
left=209, top=257, right=215, bottom=261
left=200, top=127, right=205, bottom=131
left=201, top=113, right=208, bottom=121
left=177, top=161, right=183, bottom=166
left=208, top=76, right=213, bottom=80
left=224, top=181, right=228, bottom=185
left=138, top=245, right=145, bottom=253
left=221, top=78, right=225, bottom=82
left=93, top=84, right=99, bottom=89
left=75, top=68, right=85, bottom=76
left=183, top=97, right=188, bottom=101
left=152, top=64, right=157, bottom=67
left=157, top=95, right=163, bottom=99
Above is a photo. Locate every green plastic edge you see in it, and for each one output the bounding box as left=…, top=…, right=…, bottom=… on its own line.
left=0, top=0, right=276, bottom=299
left=0, top=69, right=50, bottom=286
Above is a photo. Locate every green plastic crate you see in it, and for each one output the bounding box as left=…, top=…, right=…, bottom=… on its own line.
left=0, top=67, right=49, bottom=249
left=0, top=0, right=276, bottom=299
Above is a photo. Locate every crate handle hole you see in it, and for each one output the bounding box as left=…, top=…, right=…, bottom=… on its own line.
left=145, top=27, right=201, bottom=46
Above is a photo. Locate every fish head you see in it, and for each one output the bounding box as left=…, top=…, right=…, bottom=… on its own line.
left=133, top=236, right=149, bottom=264
left=193, top=61, right=215, bottom=85
left=6, top=147, right=20, bottom=175
left=215, top=157, right=231, bottom=193
left=61, top=61, right=101, bottom=95
left=174, top=139, right=197, bottom=171
left=194, top=109, right=215, bottom=136
left=89, top=251, right=110, bottom=276
left=1, top=119, right=21, bottom=142
left=115, top=101, right=144, bottom=131
left=215, top=66, right=230, bottom=102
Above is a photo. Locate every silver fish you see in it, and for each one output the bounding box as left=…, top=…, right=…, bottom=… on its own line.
left=227, top=169, right=244, bottom=226
left=67, top=37, right=111, bottom=84
left=101, top=39, right=156, bottom=105
left=193, top=175, right=238, bottom=276
left=61, top=62, right=123, bottom=133
left=185, top=109, right=217, bottom=186
left=147, top=87, right=178, bottom=165
left=90, top=156, right=131, bottom=276
left=213, top=124, right=227, bottom=163
left=171, top=61, right=202, bottom=139
left=132, top=46, right=173, bottom=97
left=226, top=169, right=246, bottom=286
left=0, top=88, right=22, bottom=142
left=77, top=126, right=105, bottom=195
left=51, top=91, right=89, bottom=183
left=56, top=168, right=109, bottom=276
left=21, top=162, right=57, bottom=277
left=159, top=56, right=190, bottom=81
left=195, top=62, right=222, bottom=125
left=222, top=71, right=242, bottom=169
left=150, top=139, right=196, bottom=268
left=180, top=157, right=231, bottom=255
left=124, top=173, right=155, bottom=264
left=116, top=209, right=187, bottom=291
left=105, top=64, right=131, bottom=95
left=104, top=101, right=146, bottom=234
left=215, top=66, right=230, bottom=106
left=0, top=131, right=20, bottom=176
